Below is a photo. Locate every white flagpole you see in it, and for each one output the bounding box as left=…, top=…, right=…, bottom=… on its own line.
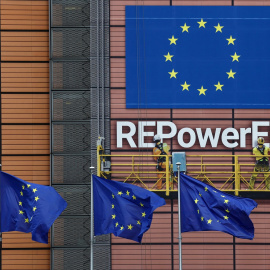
left=176, top=162, right=182, bottom=270
left=90, top=167, right=95, bottom=270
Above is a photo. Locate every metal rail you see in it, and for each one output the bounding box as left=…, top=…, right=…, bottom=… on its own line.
left=97, top=145, right=270, bottom=196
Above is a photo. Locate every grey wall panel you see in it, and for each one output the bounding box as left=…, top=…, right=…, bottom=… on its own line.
left=50, top=0, right=110, bottom=269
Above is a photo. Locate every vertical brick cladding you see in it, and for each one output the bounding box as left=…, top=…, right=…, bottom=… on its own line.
left=1, top=1, right=50, bottom=270
left=110, top=0, right=270, bottom=270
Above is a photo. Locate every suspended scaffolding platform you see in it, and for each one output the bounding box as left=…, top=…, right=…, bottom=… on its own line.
left=97, top=142, right=270, bottom=198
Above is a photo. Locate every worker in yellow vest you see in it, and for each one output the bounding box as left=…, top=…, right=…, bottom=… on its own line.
left=249, top=137, right=270, bottom=190
left=153, top=134, right=170, bottom=189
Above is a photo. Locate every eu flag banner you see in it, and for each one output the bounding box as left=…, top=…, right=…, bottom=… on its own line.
left=93, top=175, right=166, bottom=242
left=126, top=6, right=270, bottom=109
left=0, top=171, right=67, bottom=244
left=180, top=173, right=257, bottom=240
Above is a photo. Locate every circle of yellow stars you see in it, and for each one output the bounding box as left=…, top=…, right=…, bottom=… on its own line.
left=194, top=186, right=231, bottom=225
left=19, top=184, right=39, bottom=224
left=164, top=19, right=240, bottom=95
left=111, top=189, right=146, bottom=233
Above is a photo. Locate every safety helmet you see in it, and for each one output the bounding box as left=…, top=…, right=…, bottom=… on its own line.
left=257, top=137, right=264, bottom=145
left=153, top=134, right=161, bottom=142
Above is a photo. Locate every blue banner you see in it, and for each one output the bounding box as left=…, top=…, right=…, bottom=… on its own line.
left=93, top=175, right=166, bottom=242
left=0, top=171, right=67, bottom=243
left=180, top=173, right=257, bottom=239
left=126, top=6, right=270, bottom=108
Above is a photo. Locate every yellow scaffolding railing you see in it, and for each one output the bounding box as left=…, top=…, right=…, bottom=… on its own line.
left=97, top=145, right=270, bottom=196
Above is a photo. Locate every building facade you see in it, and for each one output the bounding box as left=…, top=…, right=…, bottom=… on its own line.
left=1, top=0, right=270, bottom=269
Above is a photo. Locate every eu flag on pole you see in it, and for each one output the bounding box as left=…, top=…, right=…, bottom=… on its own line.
left=0, top=171, right=67, bottom=244
left=126, top=6, right=270, bottom=108
left=93, top=175, right=166, bottom=242
left=180, top=173, right=257, bottom=240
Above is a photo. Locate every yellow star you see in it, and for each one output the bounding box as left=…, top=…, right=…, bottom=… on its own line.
left=224, top=215, right=229, bottom=220
left=225, top=209, right=230, bottom=213
left=117, top=191, right=123, bottom=196
left=214, top=23, right=224, bottom=33
left=199, top=192, right=202, bottom=197
left=201, top=216, right=204, bottom=221
left=214, top=82, right=224, bottom=91
left=128, top=224, right=133, bottom=230
left=22, top=185, right=25, bottom=190
left=164, top=52, right=173, bottom=62
left=197, top=209, right=200, bottom=214
left=112, top=214, right=116, bottom=219
left=194, top=198, right=199, bottom=204
left=181, top=81, right=190, bottom=91
left=227, top=35, right=236, bottom=45
left=197, top=19, right=207, bottom=28
left=120, top=226, right=124, bottom=230
left=35, top=196, right=39, bottom=202
left=221, top=195, right=225, bottom=198
left=27, top=184, right=31, bottom=188
left=19, top=210, right=24, bottom=215
left=112, top=204, right=115, bottom=209
left=137, top=220, right=141, bottom=225
left=231, top=52, right=240, bottom=62
left=227, top=69, right=236, bottom=79
left=112, top=194, right=115, bottom=198
left=205, top=187, right=208, bottom=192
left=25, top=218, right=29, bottom=223
left=19, top=201, right=22, bottom=206
left=168, top=69, right=178, bottom=79
left=224, top=199, right=229, bottom=204
left=33, top=206, right=37, bottom=212
left=115, top=222, right=119, bottom=227
left=207, top=219, right=212, bottom=224
left=198, top=86, right=207, bottom=96
left=126, top=190, right=130, bottom=196
left=142, top=212, right=146, bottom=217
left=169, top=35, right=178, bottom=45
left=32, top=188, right=38, bottom=193
left=181, top=23, right=190, bottom=32
left=132, top=195, right=136, bottom=200
left=20, top=191, right=23, bottom=196
left=140, top=202, right=144, bottom=207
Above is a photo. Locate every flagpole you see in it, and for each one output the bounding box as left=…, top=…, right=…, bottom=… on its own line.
left=176, top=162, right=182, bottom=270
left=90, top=166, right=95, bottom=270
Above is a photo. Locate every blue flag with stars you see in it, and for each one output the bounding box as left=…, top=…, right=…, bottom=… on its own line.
left=93, top=175, right=166, bottom=242
left=180, top=173, right=257, bottom=240
left=0, top=171, right=67, bottom=244
left=126, top=6, right=270, bottom=108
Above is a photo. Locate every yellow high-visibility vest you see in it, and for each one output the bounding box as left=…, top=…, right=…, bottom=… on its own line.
left=253, top=146, right=270, bottom=161
left=153, top=142, right=170, bottom=162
